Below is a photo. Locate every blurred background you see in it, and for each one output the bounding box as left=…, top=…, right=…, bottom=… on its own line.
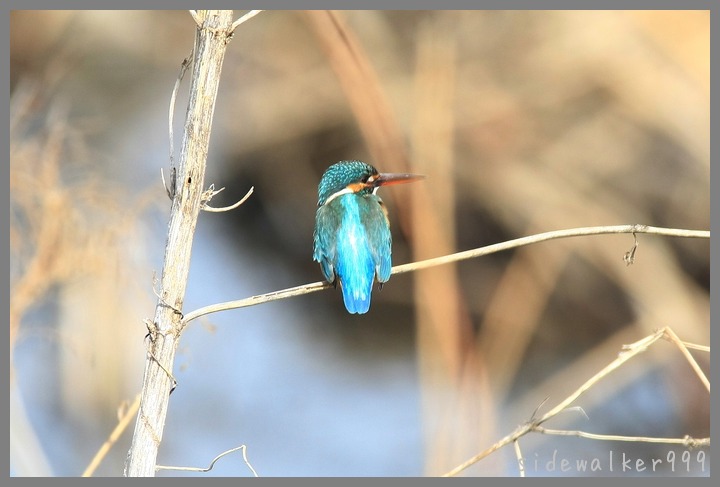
left=10, top=10, right=709, bottom=477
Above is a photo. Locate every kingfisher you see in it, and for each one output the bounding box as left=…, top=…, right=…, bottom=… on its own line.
left=313, top=160, right=424, bottom=314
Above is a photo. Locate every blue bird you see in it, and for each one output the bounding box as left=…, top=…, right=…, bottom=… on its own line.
left=313, top=160, right=424, bottom=314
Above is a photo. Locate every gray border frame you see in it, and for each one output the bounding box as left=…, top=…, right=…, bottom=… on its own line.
left=4, top=2, right=715, bottom=487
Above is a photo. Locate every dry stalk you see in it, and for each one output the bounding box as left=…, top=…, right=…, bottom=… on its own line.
left=124, top=10, right=235, bottom=477
left=443, top=326, right=710, bottom=476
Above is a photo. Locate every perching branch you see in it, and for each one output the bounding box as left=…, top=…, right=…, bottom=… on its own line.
left=182, top=224, right=709, bottom=325
left=124, top=10, right=235, bottom=477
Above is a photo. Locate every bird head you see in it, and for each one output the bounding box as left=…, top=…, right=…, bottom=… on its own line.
left=317, top=160, right=425, bottom=206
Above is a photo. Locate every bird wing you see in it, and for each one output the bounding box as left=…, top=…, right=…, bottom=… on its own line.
left=313, top=203, right=341, bottom=283
left=363, top=195, right=392, bottom=283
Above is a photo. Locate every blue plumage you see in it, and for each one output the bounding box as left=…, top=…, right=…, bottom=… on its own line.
left=313, top=161, right=423, bottom=314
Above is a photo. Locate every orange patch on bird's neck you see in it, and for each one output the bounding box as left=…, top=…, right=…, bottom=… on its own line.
left=347, top=182, right=370, bottom=193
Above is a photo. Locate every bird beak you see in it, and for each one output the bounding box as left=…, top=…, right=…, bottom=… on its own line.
left=375, top=172, right=425, bottom=187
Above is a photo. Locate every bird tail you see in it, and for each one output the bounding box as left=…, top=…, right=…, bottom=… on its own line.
left=339, top=280, right=372, bottom=314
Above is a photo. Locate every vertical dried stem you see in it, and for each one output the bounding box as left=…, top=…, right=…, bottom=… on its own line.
left=124, top=10, right=234, bottom=477
left=303, top=10, right=409, bottom=171
left=303, top=11, right=419, bottom=235
left=410, top=13, right=495, bottom=475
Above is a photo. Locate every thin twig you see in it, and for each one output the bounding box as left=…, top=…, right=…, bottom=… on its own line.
left=202, top=185, right=254, bottom=212
left=533, top=427, right=710, bottom=447
left=442, top=423, right=533, bottom=477
left=230, top=10, right=263, bottom=33
left=183, top=281, right=331, bottom=324
left=165, top=55, right=193, bottom=200
left=623, top=231, right=638, bottom=265
left=156, top=445, right=259, bottom=477
left=682, top=342, right=710, bottom=352
left=182, top=224, right=709, bottom=325
left=513, top=440, right=525, bottom=477
left=392, top=224, right=709, bottom=276
left=82, top=395, right=141, bottom=477
left=443, top=326, right=709, bottom=476
left=160, top=167, right=170, bottom=199
left=189, top=10, right=202, bottom=27
left=661, top=326, right=710, bottom=392
left=533, top=329, right=666, bottom=424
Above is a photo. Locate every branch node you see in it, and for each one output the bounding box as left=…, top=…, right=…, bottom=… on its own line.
left=142, top=319, right=178, bottom=394
left=200, top=183, right=223, bottom=205
left=151, top=274, right=184, bottom=319
left=143, top=318, right=158, bottom=345
left=683, top=435, right=702, bottom=449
